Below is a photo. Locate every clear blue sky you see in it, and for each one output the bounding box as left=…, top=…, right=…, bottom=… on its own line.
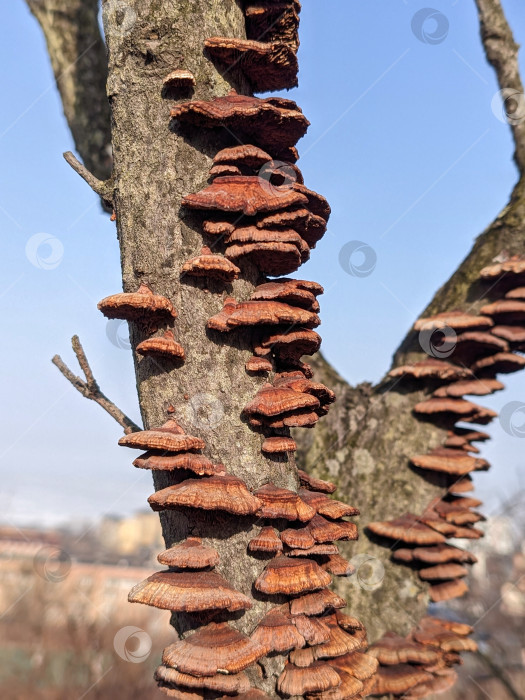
left=1, top=1, right=524, bottom=527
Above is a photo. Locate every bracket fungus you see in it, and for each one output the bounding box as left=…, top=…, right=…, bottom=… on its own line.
left=119, top=419, right=205, bottom=452
left=148, top=475, right=262, bottom=516
left=244, top=0, right=301, bottom=51
left=162, top=622, right=264, bottom=677
left=133, top=452, right=225, bottom=476
left=170, top=90, right=310, bottom=152
left=155, top=666, right=250, bottom=695
left=277, top=662, right=342, bottom=697
left=128, top=571, right=252, bottom=613
left=254, top=483, right=316, bottom=521
left=98, top=283, right=176, bottom=323
left=157, top=538, right=220, bottom=569
left=204, top=37, right=298, bottom=92
left=163, top=69, right=196, bottom=89
left=181, top=246, right=240, bottom=283
left=248, top=526, right=283, bottom=553
left=136, top=330, right=185, bottom=360
left=255, top=555, right=332, bottom=595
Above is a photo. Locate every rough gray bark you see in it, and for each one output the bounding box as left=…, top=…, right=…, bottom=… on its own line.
left=26, top=0, right=112, bottom=181
left=103, top=0, right=296, bottom=691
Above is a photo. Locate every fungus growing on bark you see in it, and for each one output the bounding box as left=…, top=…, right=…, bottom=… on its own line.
left=156, top=667, right=250, bottom=695
left=209, top=298, right=320, bottom=332
left=133, top=452, right=224, bottom=476
left=245, top=356, right=273, bottom=374
left=470, top=351, right=525, bottom=375
left=298, top=470, right=337, bottom=494
left=214, top=144, right=272, bottom=169
left=413, top=398, right=497, bottom=425
left=480, top=256, right=525, bottom=284
left=308, top=515, right=358, bottom=543
left=128, top=571, right=252, bottom=612
left=480, top=298, right=525, bottom=322
left=183, top=175, right=308, bottom=217
left=371, top=665, right=433, bottom=697
left=393, top=544, right=477, bottom=565
left=148, top=475, right=262, bottom=515
left=170, top=91, right=310, bottom=152
left=98, top=283, right=176, bottom=322
left=418, top=563, right=469, bottom=581
left=278, top=662, right=341, bottom=697
left=225, top=236, right=306, bottom=274
left=204, top=37, right=298, bottom=92
left=388, top=359, right=472, bottom=382
left=287, top=544, right=339, bottom=556
left=289, top=588, right=347, bottom=617
left=367, top=514, right=446, bottom=545
left=298, top=489, right=360, bottom=519
left=245, top=384, right=320, bottom=420
left=162, top=622, right=264, bottom=677
left=368, top=632, right=440, bottom=666
left=414, top=310, right=493, bottom=332
left=251, top=607, right=306, bottom=654
left=255, top=555, right=332, bottom=595
left=428, top=579, right=469, bottom=602
left=410, top=448, right=489, bottom=476
left=208, top=163, right=243, bottom=179
left=244, top=0, right=301, bottom=51
left=447, top=330, right=508, bottom=364
left=181, top=247, right=240, bottom=282
left=433, top=377, right=504, bottom=397
left=119, top=420, right=205, bottom=452
left=261, top=436, right=297, bottom=454
left=163, top=69, right=196, bottom=89
left=320, top=553, right=356, bottom=577
left=157, top=537, right=219, bottom=569
left=202, top=219, right=236, bottom=237
left=491, top=324, right=525, bottom=346
left=280, top=526, right=316, bottom=550
left=251, top=279, right=322, bottom=309
left=255, top=483, right=316, bottom=521
left=248, top=526, right=283, bottom=553
left=136, top=331, right=186, bottom=360
left=257, top=328, right=322, bottom=362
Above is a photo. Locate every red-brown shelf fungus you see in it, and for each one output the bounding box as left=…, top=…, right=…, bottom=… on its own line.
left=136, top=330, right=186, bottom=360
left=162, top=623, right=264, bottom=677
left=181, top=246, right=240, bottom=283
left=98, top=283, right=176, bottom=322
left=148, top=475, right=262, bottom=516
left=128, top=571, right=252, bottom=613
left=204, top=37, right=298, bottom=93
left=157, top=537, right=220, bottom=569
left=170, top=90, right=310, bottom=152
left=163, top=69, right=196, bottom=89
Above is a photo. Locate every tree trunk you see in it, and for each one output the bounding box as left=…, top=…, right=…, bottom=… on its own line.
left=103, top=0, right=298, bottom=691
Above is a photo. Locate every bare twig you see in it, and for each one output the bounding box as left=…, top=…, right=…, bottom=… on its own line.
left=475, top=0, right=525, bottom=175
left=52, top=335, right=140, bottom=435
left=63, top=151, right=113, bottom=202
left=475, top=649, right=524, bottom=700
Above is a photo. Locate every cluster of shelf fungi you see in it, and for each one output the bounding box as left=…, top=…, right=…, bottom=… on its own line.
left=91, top=2, right=525, bottom=698
left=365, top=256, right=525, bottom=696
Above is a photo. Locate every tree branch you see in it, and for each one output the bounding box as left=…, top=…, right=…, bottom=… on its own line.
left=26, top=0, right=112, bottom=182
left=63, top=151, right=114, bottom=203
left=475, top=0, right=525, bottom=175
left=52, top=335, right=140, bottom=435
